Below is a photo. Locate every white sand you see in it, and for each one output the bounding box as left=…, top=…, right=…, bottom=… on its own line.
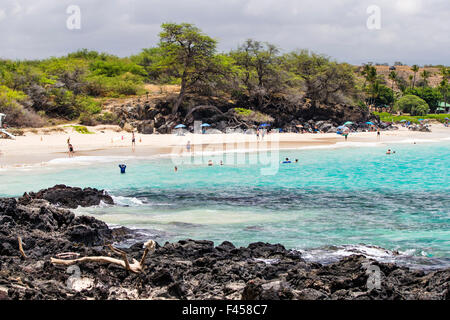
left=0, top=123, right=449, bottom=167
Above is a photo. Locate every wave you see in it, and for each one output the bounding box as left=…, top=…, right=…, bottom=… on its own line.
left=47, top=155, right=138, bottom=165
left=297, top=244, right=449, bottom=270
left=111, top=195, right=145, bottom=207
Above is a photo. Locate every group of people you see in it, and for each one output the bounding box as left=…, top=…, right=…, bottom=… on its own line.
left=256, top=128, right=267, bottom=140
left=281, top=158, right=299, bottom=164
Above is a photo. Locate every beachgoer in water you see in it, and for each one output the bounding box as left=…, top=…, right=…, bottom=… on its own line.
left=174, top=166, right=178, bottom=172
left=220, top=160, right=224, bottom=166
left=208, top=160, right=213, bottom=166
left=386, top=149, right=392, bottom=155
left=295, top=159, right=299, bottom=163
left=119, top=164, right=127, bottom=174
left=281, top=158, right=292, bottom=164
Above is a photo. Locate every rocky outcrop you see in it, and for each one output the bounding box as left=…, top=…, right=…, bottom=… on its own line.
left=0, top=193, right=448, bottom=300
left=20, top=185, right=114, bottom=209
left=110, top=94, right=387, bottom=134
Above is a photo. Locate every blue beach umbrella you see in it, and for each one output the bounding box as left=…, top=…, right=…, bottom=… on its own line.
left=344, top=121, right=354, bottom=125
left=259, top=123, right=270, bottom=127
left=366, top=121, right=374, bottom=125
left=418, top=119, right=425, bottom=121
left=174, top=124, right=186, bottom=129
left=201, top=123, right=211, bottom=127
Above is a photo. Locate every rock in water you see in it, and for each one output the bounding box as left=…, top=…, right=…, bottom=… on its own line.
left=21, top=185, right=114, bottom=209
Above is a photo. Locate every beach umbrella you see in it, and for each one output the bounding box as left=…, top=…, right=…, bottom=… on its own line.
left=259, top=123, right=270, bottom=127
left=418, top=119, right=424, bottom=121
left=445, top=118, right=449, bottom=120
left=366, top=121, right=374, bottom=125
left=400, top=120, right=407, bottom=122
left=344, top=121, right=354, bottom=125
left=174, top=124, right=186, bottom=129
left=201, top=123, right=211, bottom=127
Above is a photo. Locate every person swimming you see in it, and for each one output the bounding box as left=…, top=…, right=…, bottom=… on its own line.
left=174, top=166, right=178, bottom=172
left=208, top=160, right=213, bottom=166
left=119, top=164, right=127, bottom=173
left=282, top=158, right=292, bottom=164
left=295, top=159, right=299, bottom=163
left=386, top=149, right=392, bottom=155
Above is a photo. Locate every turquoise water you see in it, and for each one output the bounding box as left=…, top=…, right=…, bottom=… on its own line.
left=1, top=142, right=449, bottom=269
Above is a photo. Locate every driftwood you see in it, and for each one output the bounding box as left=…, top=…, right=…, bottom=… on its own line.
left=51, top=240, right=156, bottom=274
left=18, top=236, right=27, bottom=258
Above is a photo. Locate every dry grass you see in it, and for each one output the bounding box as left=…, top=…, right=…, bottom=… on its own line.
left=374, top=65, right=444, bottom=90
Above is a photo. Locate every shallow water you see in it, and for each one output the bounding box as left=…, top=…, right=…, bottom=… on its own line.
left=1, top=142, right=449, bottom=269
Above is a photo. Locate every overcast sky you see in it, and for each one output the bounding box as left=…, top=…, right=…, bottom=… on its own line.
left=0, top=0, right=448, bottom=65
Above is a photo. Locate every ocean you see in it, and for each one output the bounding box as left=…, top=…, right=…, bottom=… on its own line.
left=1, top=141, right=449, bottom=270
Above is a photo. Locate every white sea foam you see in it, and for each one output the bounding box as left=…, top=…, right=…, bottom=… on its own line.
left=111, top=195, right=145, bottom=207
left=47, top=155, right=137, bottom=165
left=393, top=138, right=440, bottom=144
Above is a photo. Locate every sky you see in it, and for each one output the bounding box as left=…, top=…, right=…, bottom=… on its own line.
left=0, top=0, right=448, bottom=65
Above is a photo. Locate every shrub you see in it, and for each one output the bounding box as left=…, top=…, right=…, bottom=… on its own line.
left=411, top=104, right=429, bottom=116
left=394, top=95, right=429, bottom=115
left=0, top=85, right=45, bottom=127
left=95, top=112, right=118, bottom=124
left=79, top=112, right=98, bottom=126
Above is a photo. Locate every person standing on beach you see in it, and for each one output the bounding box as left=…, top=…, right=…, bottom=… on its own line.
left=256, top=129, right=260, bottom=140
left=186, top=141, right=191, bottom=153
left=132, top=132, right=136, bottom=150
left=68, top=143, right=74, bottom=157
left=377, top=128, right=381, bottom=140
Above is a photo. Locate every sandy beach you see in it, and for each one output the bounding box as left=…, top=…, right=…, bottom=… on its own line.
left=1, top=123, right=449, bottom=168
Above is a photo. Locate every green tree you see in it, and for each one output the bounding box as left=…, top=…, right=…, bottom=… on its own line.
left=420, top=70, right=431, bottom=87
left=405, top=87, right=442, bottom=112
left=388, top=71, right=397, bottom=90
left=282, top=50, right=357, bottom=104
left=411, top=64, right=419, bottom=88
left=158, top=23, right=218, bottom=114
left=373, top=84, right=394, bottom=107
left=394, top=94, right=429, bottom=115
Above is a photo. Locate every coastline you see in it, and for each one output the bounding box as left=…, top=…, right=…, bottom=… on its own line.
left=1, top=189, right=449, bottom=300
left=1, top=123, right=449, bottom=168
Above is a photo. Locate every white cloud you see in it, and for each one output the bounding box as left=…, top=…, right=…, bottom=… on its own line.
left=0, top=9, right=6, bottom=21
left=0, top=0, right=448, bottom=65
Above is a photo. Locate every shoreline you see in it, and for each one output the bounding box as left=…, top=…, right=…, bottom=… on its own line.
left=1, top=124, right=449, bottom=169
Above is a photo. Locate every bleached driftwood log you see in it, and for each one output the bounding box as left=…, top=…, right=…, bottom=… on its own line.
left=51, top=240, right=156, bottom=274
left=18, top=236, right=27, bottom=258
